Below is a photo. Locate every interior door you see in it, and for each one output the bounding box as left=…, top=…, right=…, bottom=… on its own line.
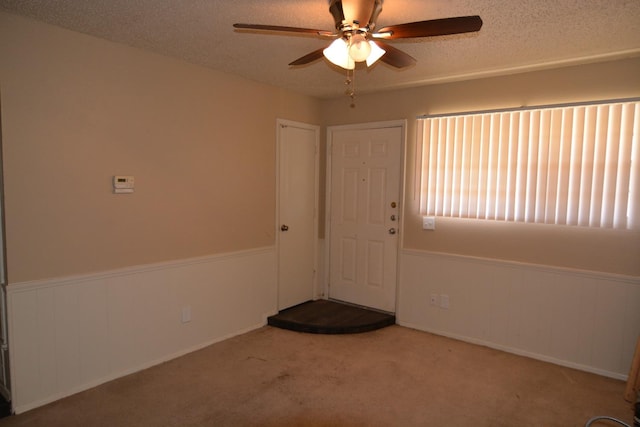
left=328, top=125, right=402, bottom=313
left=277, top=120, right=319, bottom=310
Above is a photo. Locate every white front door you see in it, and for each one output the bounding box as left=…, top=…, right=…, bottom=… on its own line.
left=277, top=120, right=319, bottom=310
left=328, top=124, right=403, bottom=313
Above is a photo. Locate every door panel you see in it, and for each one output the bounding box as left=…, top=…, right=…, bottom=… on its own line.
left=329, top=126, right=402, bottom=312
left=368, top=168, right=386, bottom=224
left=277, top=122, right=318, bottom=310
left=366, top=240, right=384, bottom=286
left=342, top=169, right=359, bottom=221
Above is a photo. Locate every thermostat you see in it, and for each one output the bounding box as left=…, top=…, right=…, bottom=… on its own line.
left=113, top=175, right=134, bottom=194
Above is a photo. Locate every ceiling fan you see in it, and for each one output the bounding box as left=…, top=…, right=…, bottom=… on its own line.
left=233, top=0, right=483, bottom=70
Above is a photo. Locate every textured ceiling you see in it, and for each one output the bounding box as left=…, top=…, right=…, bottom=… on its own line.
left=1, top=0, right=639, bottom=99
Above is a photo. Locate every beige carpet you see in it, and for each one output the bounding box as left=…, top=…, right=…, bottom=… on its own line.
left=0, top=325, right=632, bottom=427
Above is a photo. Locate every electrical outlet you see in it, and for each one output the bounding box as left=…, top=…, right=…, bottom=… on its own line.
left=440, top=294, right=450, bottom=309
left=430, top=294, right=439, bottom=306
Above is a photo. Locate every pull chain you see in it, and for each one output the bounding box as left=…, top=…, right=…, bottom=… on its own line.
left=344, top=68, right=356, bottom=108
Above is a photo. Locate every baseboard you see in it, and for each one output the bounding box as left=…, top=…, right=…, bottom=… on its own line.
left=397, top=321, right=628, bottom=381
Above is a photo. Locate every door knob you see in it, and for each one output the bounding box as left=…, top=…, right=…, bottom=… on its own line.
left=388, top=228, right=396, bottom=235
left=281, top=224, right=289, bottom=231
left=390, top=214, right=397, bottom=221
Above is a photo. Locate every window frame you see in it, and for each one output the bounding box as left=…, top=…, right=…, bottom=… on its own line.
left=417, top=98, right=640, bottom=230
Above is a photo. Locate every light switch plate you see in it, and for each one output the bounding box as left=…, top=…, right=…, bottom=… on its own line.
left=422, top=216, right=435, bottom=230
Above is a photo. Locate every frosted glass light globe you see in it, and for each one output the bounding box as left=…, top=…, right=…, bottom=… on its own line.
left=323, top=38, right=355, bottom=70
left=349, top=34, right=371, bottom=62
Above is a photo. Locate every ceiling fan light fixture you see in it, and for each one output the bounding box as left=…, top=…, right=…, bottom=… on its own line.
left=323, top=38, right=355, bottom=70
left=348, top=33, right=371, bottom=62
left=365, top=40, right=385, bottom=66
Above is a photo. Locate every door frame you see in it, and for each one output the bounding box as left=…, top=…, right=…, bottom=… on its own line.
left=276, top=119, right=320, bottom=309
left=323, top=120, right=407, bottom=311
left=0, top=95, right=10, bottom=402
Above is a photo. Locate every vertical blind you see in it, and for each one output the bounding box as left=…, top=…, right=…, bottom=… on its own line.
left=419, top=101, right=640, bottom=230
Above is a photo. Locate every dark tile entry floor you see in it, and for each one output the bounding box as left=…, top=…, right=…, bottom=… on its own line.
left=268, top=299, right=395, bottom=334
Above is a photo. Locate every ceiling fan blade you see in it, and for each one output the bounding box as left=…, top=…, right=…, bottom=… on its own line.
left=373, top=41, right=416, bottom=68
left=289, top=48, right=326, bottom=66
left=233, top=23, right=334, bottom=37
left=375, top=15, right=482, bottom=39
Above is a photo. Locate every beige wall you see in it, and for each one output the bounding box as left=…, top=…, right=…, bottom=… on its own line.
left=320, top=58, right=640, bottom=276
left=0, top=12, right=321, bottom=283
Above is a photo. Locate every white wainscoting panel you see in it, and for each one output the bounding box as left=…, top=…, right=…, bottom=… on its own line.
left=398, top=249, right=640, bottom=380
left=7, top=247, right=277, bottom=413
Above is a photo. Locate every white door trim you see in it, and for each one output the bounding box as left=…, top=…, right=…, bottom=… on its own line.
left=323, top=120, right=407, bottom=311
left=276, top=119, right=320, bottom=309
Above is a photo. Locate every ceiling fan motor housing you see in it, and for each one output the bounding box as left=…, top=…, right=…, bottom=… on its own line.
left=329, top=0, right=383, bottom=33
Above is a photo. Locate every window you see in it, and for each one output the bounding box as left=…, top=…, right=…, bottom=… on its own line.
left=419, top=100, right=640, bottom=230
